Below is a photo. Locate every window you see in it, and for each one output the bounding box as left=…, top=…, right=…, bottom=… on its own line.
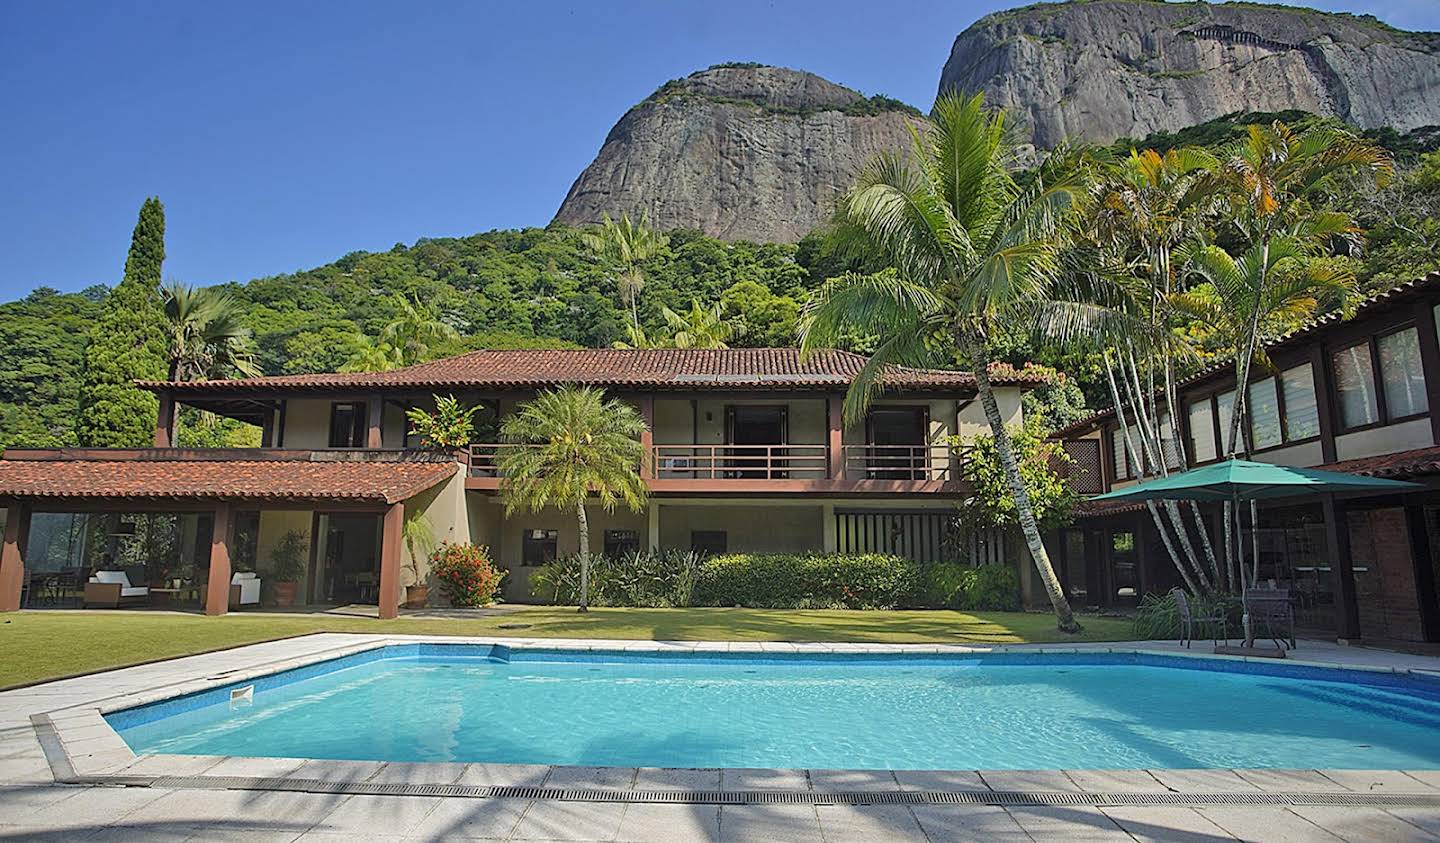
left=1333, top=343, right=1380, bottom=429
left=1215, top=389, right=1236, bottom=453
left=1109, top=427, right=1130, bottom=480
left=690, top=530, right=727, bottom=556
left=1378, top=327, right=1427, bottom=419
left=1280, top=364, right=1319, bottom=440
left=328, top=402, right=367, bottom=448
left=1156, top=412, right=1181, bottom=469
left=603, top=529, right=639, bottom=558
left=1248, top=377, right=1282, bottom=450
left=521, top=529, right=558, bottom=566
left=1188, top=400, right=1217, bottom=463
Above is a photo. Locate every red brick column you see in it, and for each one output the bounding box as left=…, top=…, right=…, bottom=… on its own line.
left=378, top=502, right=404, bottom=619
left=154, top=392, right=175, bottom=447
left=366, top=396, right=384, bottom=448
left=205, top=502, right=233, bottom=616
left=0, top=503, right=31, bottom=612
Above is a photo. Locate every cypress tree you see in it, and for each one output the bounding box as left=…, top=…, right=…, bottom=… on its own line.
left=76, top=197, right=170, bottom=447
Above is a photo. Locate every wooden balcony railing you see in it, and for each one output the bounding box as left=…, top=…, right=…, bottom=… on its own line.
left=842, top=444, right=954, bottom=481
left=652, top=444, right=829, bottom=480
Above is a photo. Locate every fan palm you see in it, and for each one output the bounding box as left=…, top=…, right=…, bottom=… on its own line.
left=799, top=92, right=1087, bottom=633
left=161, top=283, right=261, bottom=436
left=498, top=386, right=649, bottom=612
left=582, top=212, right=669, bottom=331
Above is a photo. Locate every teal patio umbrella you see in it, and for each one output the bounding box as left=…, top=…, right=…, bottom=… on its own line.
left=1090, top=458, right=1423, bottom=646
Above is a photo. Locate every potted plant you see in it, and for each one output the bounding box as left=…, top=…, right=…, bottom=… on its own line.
left=268, top=530, right=308, bottom=608
left=402, top=513, right=436, bottom=609
left=405, top=394, right=480, bottom=453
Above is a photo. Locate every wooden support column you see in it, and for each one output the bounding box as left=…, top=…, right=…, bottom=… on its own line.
left=827, top=395, right=844, bottom=480
left=638, top=396, right=654, bottom=480
left=1405, top=502, right=1440, bottom=642
left=1323, top=494, right=1361, bottom=642
left=366, top=395, right=383, bottom=448
left=821, top=503, right=837, bottom=553
left=205, top=502, right=233, bottom=617
left=154, top=391, right=175, bottom=447
left=1415, top=302, right=1440, bottom=446
left=647, top=504, right=660, bottom=552
left=0, top=503, right=32, bottom=612
left=1311, top=345, right=1339, bottom=464
left=378, top=501, right=404, bottom=619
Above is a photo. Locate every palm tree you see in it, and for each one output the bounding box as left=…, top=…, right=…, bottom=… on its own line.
left=161, top=282, right=261, bottom=436
left=497, top=386, right=648, bottom=612
left=582, top=213, right=669, bottom=332
left=660, top=300, right=733, bottom=349
left=799, top=92, right=1087, bottom=633
left=381, top=293, right=459, bottom=367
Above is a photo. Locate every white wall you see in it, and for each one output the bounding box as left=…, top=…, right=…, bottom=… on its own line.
left=1336, top=417, right=1433, bottom=462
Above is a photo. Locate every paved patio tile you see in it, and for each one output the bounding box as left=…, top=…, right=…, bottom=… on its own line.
left=632, top=766, right=721, bottom=791
left=718, top=768, right=809, bottom=790
left=814, top=804, right=927, bottom=841
left=543, top=765, right=637, bottom=790
left=892, top=769, right=990, bottom=791
left=1406, top=770, right=1440, bottom=789
left=806, top=768, right=900, bottom=791
left=1197, top=807, right=1345, bottom=842
left=455, top=762, right=550, bottom=787
left=1234, top=769, right=1350, bottom=792
left=511, top=799, right=627, bottom=841
left=124, top=788, right=346, bottom=832
left=291, top=760, right=383, bottom=784
left=1102, top=806, right=1239, bottom=842
left=1004, top=806, right=1134, bottom=841
left=980, top=769, right=1084, bottom=792
left=311, top=794, right=442, bottom=835
left=1385, top=807, right=1440, bottom=837
left=17, top=785, right=174, bottom=831
left=615, top=803, right=720, bottom=842
left=118, top=753, right=225, bottom=777
left=409, top=796, right=530, bottom=840
left=1065, top=769, right=1169, bottom=792
left=202, top=756, right=309, bottom=778
left=1148, top=769, right=1260, bottom=793
left=909, top=805, right=1030, bottom=842
left=1318, top=769, right=1439, bottom=793
left=364, top=761, right=468, bottom=786
left=1287, top=805, right=1440, bottom=843
left=176, top=831, right=305, bottom=843
left=0, top=783, right=89, bottom=823
left=717, top=804, right=822, bottom=843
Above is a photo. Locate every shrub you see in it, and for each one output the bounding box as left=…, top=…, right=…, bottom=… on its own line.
left=531, top=549, right=702, bottom=608
left=693, top=553, right=920, bottom=610
left=429, top=542, right=505, bottom=607
left=917, top=562, right=1021, bottom=611
left=1132, top=590, right=1240, bottom=640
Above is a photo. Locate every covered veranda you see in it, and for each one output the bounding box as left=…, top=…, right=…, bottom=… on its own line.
left=0, top=450, right=459, bottom=619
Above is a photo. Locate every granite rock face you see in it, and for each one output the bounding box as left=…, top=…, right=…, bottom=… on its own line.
left=938, top=0, right=1440, bottom=149
left=554, top=65, right=923, bottom=243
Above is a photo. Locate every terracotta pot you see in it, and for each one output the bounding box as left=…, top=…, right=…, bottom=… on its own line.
left=272, top=581, right=299, bottom=608
left=404, top=584, right=429, bottom=609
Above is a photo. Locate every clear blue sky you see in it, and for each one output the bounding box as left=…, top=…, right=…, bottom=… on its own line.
left=2, top=1, right=1436, bottom=299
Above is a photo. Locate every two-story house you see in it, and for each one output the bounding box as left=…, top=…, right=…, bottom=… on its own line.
left=0, top=348, right=1043, bottom=616
left=1051, top=273, right=1440, bottom=645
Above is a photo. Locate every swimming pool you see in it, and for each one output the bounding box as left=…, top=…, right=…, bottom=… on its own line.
left=107, top=644, right=1440, bottom=771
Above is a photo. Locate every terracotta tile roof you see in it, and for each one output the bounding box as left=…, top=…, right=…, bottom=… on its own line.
left=1317, top=445, right=1440, bottom=480
left=1050, top=272, right=1440, bottom=439
left=0, top=454, right=456, bottom=504
left=137, top=348, right=1050, bottom=395
left=1073, top=498, right=1149, bottom=519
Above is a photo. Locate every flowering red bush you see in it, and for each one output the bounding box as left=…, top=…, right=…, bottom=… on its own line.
left=429, top=542, right=505, bottom=607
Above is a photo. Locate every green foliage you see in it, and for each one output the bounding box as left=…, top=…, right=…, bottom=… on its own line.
left=76, top=198, right=169, bottom=447
left=530, top=549, right=703, bottom=608
left=406, top=394, right=480, bottom=449
left=1131, top=590, right=1240, bottom=640
left=917, top=563, right=1021, bottom=611
left=692, top=553, right=921, bottom=610
left=0, top=287, right=105, bottom=447
left=267, top=530, right=309, bottom=582
left=429, top=541, right=505, bottom=607
left=954, top=423, right=1078, bottom=532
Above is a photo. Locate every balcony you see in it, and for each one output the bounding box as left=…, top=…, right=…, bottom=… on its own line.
left=465, top=443, right=962, bottom=494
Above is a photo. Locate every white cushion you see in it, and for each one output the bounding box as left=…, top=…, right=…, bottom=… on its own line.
left=92, top=571, right=130, bottom=587
left=119, top=586, right=148, bottom=598
left=231, top=572, right=258, bottom=584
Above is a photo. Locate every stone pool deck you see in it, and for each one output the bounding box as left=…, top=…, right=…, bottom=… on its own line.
left=2, top=633, right=1440, bottom=841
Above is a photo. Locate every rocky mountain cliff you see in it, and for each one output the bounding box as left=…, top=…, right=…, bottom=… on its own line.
left=938, top=0, right=1440, bottom=149
left=553, top=65, right=923, bottom=243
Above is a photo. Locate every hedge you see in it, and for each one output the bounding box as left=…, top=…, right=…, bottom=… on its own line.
left=694, top=553, right=920, bottom=610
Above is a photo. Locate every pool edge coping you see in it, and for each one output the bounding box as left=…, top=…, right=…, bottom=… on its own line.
left=29, top=633, right=1440, bottom=799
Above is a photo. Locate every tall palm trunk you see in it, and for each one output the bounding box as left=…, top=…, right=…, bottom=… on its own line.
left=968, top=340, right=1080, bottom=633
left=576, top=502, right=590, bottom=613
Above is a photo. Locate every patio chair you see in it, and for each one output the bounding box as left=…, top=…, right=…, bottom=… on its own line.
left=1244, top=588, right=1296, bottom=650
left=229, top=572, right=261, bottom=608
left=83, top=570, right=150, bottom=608
left=1172, top=588, right=1226, bottom=649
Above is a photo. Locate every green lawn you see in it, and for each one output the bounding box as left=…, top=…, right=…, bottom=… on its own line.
left=0, top=607, right=1136, bottom=689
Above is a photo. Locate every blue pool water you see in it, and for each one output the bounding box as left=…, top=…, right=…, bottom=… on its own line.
left=108, top=646, right=1440, bottom=770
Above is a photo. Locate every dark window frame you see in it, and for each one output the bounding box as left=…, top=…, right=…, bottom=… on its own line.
left=1183, top=363, right=1323, bottom=464
left=520, top=528, right=559, bottom=567
left=328, top=402, right=368, bottom=448
left=602, top=529, right=640, bottom=558
left=1331, top=323, right=1430, bottom=433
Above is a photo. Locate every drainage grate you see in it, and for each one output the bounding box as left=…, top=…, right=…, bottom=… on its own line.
left=74, top=772, right=1440, bottom=809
